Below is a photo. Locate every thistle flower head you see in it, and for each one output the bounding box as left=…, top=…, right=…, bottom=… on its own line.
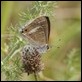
left=21, top=44, right=44, bottom=75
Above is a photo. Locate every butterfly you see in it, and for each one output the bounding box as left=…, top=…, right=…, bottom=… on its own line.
left=20, top=16, right=50, bottom=54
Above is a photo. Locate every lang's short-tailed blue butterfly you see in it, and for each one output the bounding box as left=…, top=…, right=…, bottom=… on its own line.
left=20, top=16, right=50, bottom=54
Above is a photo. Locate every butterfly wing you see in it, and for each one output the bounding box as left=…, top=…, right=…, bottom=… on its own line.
left=20, top=16, right=50, bottom=45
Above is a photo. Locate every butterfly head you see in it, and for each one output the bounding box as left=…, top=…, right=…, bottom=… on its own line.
left=19, top=26, right=27, bottom=34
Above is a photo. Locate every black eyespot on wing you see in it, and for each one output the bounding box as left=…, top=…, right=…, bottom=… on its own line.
left=25, top=29, right=27, bottom=31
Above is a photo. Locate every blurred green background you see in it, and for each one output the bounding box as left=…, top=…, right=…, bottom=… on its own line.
left=1, top=1, right=81, bottom=81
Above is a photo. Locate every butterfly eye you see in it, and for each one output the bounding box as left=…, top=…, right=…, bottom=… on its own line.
left=21, top=30, right=24, bottom=33
left=19, top=29, right=23, bottom=33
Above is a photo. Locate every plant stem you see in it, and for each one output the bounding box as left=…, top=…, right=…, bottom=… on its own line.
left=34, top=72, right=38, bottom=81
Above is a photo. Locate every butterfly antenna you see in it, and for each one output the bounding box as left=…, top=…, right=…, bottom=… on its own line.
left=34, top=71, right=38, bottom=81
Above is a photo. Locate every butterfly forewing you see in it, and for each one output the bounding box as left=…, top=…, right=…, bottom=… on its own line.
left=21, top=16, right=50, bottom=46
